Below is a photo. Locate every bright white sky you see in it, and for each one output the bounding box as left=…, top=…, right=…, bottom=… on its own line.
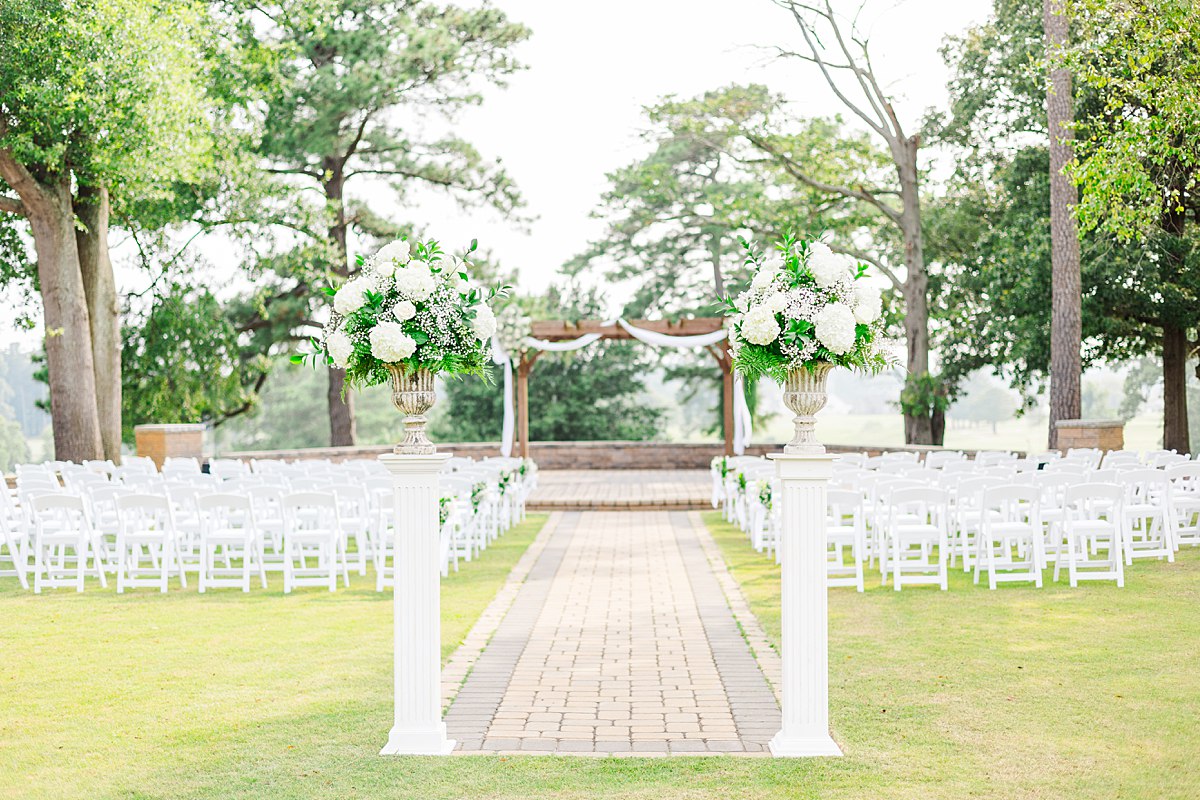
left=0, top=0, right=994, bottom=347
left=421, top=0, right=994, bottom=294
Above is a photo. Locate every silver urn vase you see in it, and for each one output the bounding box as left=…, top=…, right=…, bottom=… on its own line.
left=388, top=365, right=437, bottom=455
left=782, top=362, right=834, bottom=454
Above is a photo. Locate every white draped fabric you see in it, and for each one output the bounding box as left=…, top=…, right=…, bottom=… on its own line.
left=493, top=317, right=753, bottom=455
left=733, top=374, right=753, bottom=455
left=491, top=341, right=516, bottom=457
left=615, top=318, right=729, bottom=349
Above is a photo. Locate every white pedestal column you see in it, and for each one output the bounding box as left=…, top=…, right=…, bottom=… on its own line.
left=379, top=452, right=456, bottom=756
left=768, top=453, right=842, bottom=757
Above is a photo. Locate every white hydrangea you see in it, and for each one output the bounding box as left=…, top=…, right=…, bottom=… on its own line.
left=369, top=321, right=417, bottom=362
left=851, top=283, right=882, bottom=324
left=765, top=293, right=789, bottom=314
left=333, top=276, right=372, bottom=316
left=471, top=304, right=497, bottom=341
left=375, top=239, right=411, bottom=267
left=392, top=300, right=417, bottom=321
left=394, top=262, right=436, bottom=302
left=814, top=303, right=857, bottom=355
left=751, top=253, right=783, bottom=291
left=807, top=242, right=850, bottom=288
left=741, top=306, right=781, bottom=346
left=326, top=330, right=354, bottom=368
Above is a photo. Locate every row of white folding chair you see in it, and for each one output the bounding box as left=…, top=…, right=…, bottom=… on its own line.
left=14, top=488, right=359, bottom=593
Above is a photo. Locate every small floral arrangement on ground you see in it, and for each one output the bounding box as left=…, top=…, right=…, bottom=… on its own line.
left=723, top=234, right=891, bottom=383
left=293, top=236, right=508, bottom=386
left=496, top=305, right=533, bottom=359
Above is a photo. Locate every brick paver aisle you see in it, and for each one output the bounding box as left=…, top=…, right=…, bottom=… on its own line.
left=446, top=510, right=780, bottom=755
left=527, top=470, right=711, bottom=511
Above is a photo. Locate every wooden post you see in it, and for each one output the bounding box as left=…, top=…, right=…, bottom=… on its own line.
left=516, top=352, right=539, bottom=459
left=709, top=342, right=735, bottom=456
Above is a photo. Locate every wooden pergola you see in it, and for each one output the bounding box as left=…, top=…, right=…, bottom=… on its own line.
left=513, top=318, right=734, bottom=458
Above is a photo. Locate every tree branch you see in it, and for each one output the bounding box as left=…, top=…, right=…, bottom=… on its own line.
left=742, top=134, right=903, bottom=223
left=774, top=0, right=889, bottom=138
left=831, top=245, right=903, bottom=290
left=0, top=194, right=26, bottom=216
left=0, top=148, right=47, bottom=214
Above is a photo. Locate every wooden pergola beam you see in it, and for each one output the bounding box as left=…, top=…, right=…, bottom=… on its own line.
left=515, top=317, right=735, bottom=459
left=529, top=317, right=725, bottom=341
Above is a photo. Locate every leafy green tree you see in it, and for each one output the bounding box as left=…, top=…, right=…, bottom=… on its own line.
left=228, top=0, right=529, bottom=447
left=121, top=283, right=261, bottom=443
left=1066, top=0, right=1200, bottom=452
left=0, top=0, right=213, bottom=461
left=932, top=0, right=1200, bottom=452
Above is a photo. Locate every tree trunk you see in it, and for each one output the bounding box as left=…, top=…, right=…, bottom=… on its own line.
left=327, top=366, right=357, bottom=446
left=1162, top=325, right=1190, bottom=454
left=75, top=185, right=122, bottom=463
left=323, top=156, right=356, bottom=446
left=28, top=177, right=104, bottom=461
left=1045, top=0, right=1082, bottom=449
left=932, top=406, right=946, bottom=446
left=895, top=136, right=934, bottom=445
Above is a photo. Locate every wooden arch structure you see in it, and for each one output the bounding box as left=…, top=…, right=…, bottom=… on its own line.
left=513, top=318, right=735, bottom=458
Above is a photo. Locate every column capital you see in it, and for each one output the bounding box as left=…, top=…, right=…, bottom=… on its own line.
left=379, top=452, right=452, bottom=476
left=769, top=452, right=835, bottom=480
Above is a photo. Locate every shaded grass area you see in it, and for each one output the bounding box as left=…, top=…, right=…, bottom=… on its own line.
left=2, top=508, right=1196, bottom=799
left=703, top=510, right=1200, bottom=799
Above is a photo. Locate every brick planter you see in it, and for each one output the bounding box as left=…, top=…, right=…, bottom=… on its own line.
left=135, top=424, right=205, bottom=469
left=1054, top=419, right=1125, bottom=452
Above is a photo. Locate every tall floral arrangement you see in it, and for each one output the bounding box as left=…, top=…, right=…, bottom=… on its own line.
left=295, top=236, right=508, bottom=385
left=724, top=234, right=890, bottom=382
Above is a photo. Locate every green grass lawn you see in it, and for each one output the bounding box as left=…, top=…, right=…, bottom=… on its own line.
left=703, top=510, right=1200, bottom=799
left=2, top=509, right=1197, bottom=799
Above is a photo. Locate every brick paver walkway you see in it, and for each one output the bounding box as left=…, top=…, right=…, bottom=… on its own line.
left=446, top=510, right=780, bottom=755
left=527, top=470, right=711, bottom=511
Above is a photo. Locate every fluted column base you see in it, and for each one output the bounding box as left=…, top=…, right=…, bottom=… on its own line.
left=769, top=730, right=842, bottom=758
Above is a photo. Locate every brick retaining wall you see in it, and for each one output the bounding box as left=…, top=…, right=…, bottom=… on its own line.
left=217, top=440, right=1008, bottom=470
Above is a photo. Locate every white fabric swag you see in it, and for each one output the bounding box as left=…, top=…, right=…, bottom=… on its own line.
left=491, top=318, right=752, bottom=457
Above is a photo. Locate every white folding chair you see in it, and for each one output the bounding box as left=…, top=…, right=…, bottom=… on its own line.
left=197, top=494, right=267, bottom=593
left=1055, top=483, right=1124, bottom=588
left=881, top=486, right=950, bottom=591
left=328, top=483, right=373, bottom=576
left=975, top=485, right=1043, bottom=589
left=0, top=512, right=29, bottom=590
left=1166, top=464, right=1200, bottom=548
left=31, top=494, right=107, bottom=592
left=115, top=494, right=186, bottom=593
left=826, top=489, right=865, bottom=592
left=1118, top=469, right=1174, bottom=564
left=282, top=492, right=349, bottom=593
